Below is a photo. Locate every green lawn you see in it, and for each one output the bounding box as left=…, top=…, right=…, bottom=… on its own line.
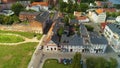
left=0, top=34, right=24, bottom=43
left=0, top=42, right=38, bottom=68
left=43, top=59, right=72, bottom=68
left=0, top=30, right=42, bottom=39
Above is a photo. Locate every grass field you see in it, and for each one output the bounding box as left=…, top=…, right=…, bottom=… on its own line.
left=43, top=59, right=72, bottom=68
left=0, top=30, right=42, bottom=39
left=0, top=34, right=24, bottom=43
left=0, top=42, right=38, bottom=68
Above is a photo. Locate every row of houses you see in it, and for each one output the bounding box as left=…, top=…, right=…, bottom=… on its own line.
left=43, top=23, right=108, bottom=54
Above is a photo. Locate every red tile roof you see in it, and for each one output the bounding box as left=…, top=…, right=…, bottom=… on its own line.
left=31, top=2, right=48, bottom=6
left=76, top=16, right=88, bottom=20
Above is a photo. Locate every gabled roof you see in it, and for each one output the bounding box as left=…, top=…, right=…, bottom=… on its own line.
left=61, top=34, right=83, bottom=46
left=90, top=32, right=108, bottom=45
left=90, top=36, right=108, bottom=45
left=107, top=23, right=120, bottom=36
left=31, top=2, right=48, bottom=6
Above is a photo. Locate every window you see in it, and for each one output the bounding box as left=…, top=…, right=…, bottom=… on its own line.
left=54, top=48, right=56, bottom=50
left=51, top=48, right=53, bottom=50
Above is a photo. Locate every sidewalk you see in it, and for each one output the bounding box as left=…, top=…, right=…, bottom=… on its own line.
left=28, top=35, right=46, bottom=68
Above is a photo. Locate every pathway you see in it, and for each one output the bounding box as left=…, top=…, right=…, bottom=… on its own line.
left=0, top=33, right=39, bottom=45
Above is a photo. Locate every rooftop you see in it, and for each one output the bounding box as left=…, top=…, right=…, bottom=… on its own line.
left=90, top=32, right=108, bottom=45
left=19, top=11, right=40, bottom=15
left=80, top=23, right=89, bottom=37
left=95, top=8, right=116, bottom=14
left=76, top=16, right=88, bottom=20
left=61, top=34, right=83, bottom=46
left=31, top=2, right=48, bottom=6
left=35, top=11, right=49, bottom=23
left=107, top=23, right=120, bottom=36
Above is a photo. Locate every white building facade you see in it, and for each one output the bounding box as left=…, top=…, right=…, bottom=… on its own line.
left=89, top=11, right=106, bottom=23
left=104, top=23, right=120, bottom=52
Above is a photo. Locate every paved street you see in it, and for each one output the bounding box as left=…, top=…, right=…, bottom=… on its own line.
left=37, top=50, right=120, bottom=68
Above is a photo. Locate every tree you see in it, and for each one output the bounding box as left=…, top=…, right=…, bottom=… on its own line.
left=64, top=16, right=69, bottom=26
left=11, top=3, right=24, bottom=16
left=0, top=15, right=5, bottom=24
left=12, top=15, right=20, bottom=23
left=79, top=3, right=88, bottom=12
left=85, top=25, right=94, bottom=32
left=114, top=4, right=120, bottom=9
left=72, top=52, right=82, bottom=68
left=109, top=58, right=118, bottom=68
left=86, top=57, right=118, bottom=68
left=86, top=57, right=96, bottom=68
left=57, top=27, right=64, bottom=36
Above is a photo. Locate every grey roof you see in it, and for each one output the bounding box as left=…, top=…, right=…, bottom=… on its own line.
left=17, top=1, right=30, bottom=7
left=107, top=23, right=120, bottom=36
left=51, top=34, right=59, bottom=45
left=90, top=36, right=108, bottom=45
left=61, top=34, right=83, bottom=46
left=20, top=11, right=40, bottom=15
left=70, top=19, right=78, bottom=25
left=35, top=11, right=49, bottom=23
left=107, top=17, right=115, bottom=20
left=80, top=23, right=89, bottom=37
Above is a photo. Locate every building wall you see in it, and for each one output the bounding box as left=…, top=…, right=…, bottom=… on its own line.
left=97, top=13, right=106, bottom=23
left=30, top=21, right=43, bottom=34
left=61, top=44, right=107, bottom=53
left=90, top=44, right=107, bottom=53
left=104, top=25, right=120, bottom=52
left=19, top=14, right=36, bottom=22
left=44, top=45, right=58, bottom=52
left=62, top=45, right=83, bottom=52
left=90, top=12, right=106, bottom=23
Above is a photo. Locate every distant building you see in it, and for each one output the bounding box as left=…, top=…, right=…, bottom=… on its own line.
left=17, top=1, right=30, bottom=7
left=1, top=0, right=16, bottom=3
left=31, top=2, right=48, bottom=11
left=19, top=12, right=40, bottom=22
left=74, top=11, right=89, bottom=23
left=26, top=5, right=41, bottom=12
left=26, top=2, right=48, bottom=11
left=76, top=16, right=89, bottom=23
left=116, top=16, right=120, bottom=23
left=74, top=11, right=82, bottom=17
left=0, top=9, right=14, bottom=16
left=95, top=1, right=113, bottom=7
left=31, top=11, right=50, bottom=34
left=104, top=23, right=120, bottom=52
left=89, top=9, right=106, bottom=23
left=106, top=17, right=116, bottom=23
left=0, top=11, right=49, bottom=34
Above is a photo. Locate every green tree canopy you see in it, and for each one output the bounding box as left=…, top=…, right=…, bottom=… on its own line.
left=11, top=3, right=24, bottom=16
left=57, top=27, right=64, bottom=36
left=72, top=52, right=82, bottom=68
left=86, top=57, right=118, bottom=68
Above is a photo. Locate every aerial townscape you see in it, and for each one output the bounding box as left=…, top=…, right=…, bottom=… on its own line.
left=0, top=0, right=120, bottom=68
